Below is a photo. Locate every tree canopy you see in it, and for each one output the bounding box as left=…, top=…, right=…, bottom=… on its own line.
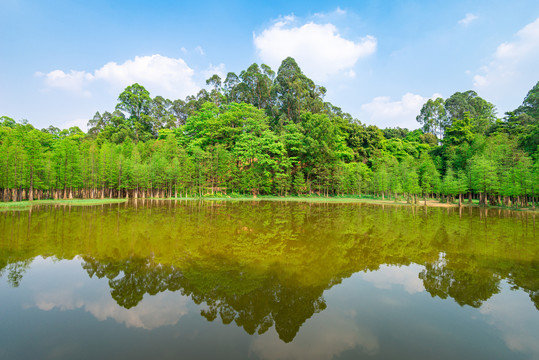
left=0, top=58, right=537, bottom=207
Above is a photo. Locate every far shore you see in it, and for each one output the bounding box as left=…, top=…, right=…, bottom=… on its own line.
left=0, top=196, right=536, bottom=213
left=0, top=198, right=127, bottom=210
left=164, top=196, right=538, bottom=212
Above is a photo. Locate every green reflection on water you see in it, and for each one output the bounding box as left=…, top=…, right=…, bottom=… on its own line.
left=0, top=200, right=537, bottom=342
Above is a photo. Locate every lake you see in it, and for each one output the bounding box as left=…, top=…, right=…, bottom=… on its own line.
left=0, top=200, right=537, bottom=359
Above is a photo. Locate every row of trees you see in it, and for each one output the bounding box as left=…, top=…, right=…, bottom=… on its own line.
left=0, top=58, right=538, bottom=207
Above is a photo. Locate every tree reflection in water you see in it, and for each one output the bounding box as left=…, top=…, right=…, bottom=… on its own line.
left=0, top=200, right=537, bottom=341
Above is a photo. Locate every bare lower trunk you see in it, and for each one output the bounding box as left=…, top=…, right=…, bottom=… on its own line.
left=29, top=171, right=34, bottom=201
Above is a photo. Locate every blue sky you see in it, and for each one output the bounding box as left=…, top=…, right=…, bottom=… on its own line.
left=1, top=0, right=539, bottom=131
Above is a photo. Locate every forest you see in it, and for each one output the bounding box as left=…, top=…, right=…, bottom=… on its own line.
left=0, top=57, right=538, bottom=207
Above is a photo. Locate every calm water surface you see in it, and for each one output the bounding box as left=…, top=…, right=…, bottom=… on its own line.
left=0, top=200, right=538, bottom=359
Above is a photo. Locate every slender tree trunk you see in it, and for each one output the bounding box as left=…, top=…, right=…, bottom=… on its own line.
left=29, top=168, right=34, bottom=201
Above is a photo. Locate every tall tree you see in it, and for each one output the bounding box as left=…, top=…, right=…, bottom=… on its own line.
left=416, top=97, right=447, bottom=140
left=444, top=90, right=496, bottom=134
left=116, top=84, right=153, bottom=141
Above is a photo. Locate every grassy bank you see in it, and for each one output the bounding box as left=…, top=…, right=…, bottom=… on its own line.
left=0, top=198, right=127, bottom=211
left=1, top=196, right=535, bottom=212
left=164, top=195, right=538, bottom=212
left=168, top=195, right=451, bottom=207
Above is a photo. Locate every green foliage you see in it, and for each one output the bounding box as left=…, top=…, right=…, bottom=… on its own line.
left=470, top=155, right=498, bottom=195
left=0, top=59, right=537, bottom=205
left=514, top=81, right=539, bottom=119
left=444, top=90, right=497, bottom=134
left=416, top=97, right=446, bottom=140
left=444, top=112, right=475, bottom=146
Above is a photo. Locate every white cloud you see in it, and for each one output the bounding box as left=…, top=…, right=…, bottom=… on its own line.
left=94, top=55, right=198, bottom=99
left=27, top=257, right=191, bottom=330
left=250, top=306, right=379, bottom=360
left=253, top=17, right=376, bottom=81
left=479, top=283, right=539, bottom=359
left=35, top=289, right=189, bottom=330
left=344, top=70, right=356, bottom=78
left=62, top=118, right=88, bottom=131
left=361, top=92, right=442, bottom=129
left=361, top=264, right=425, bottom=294
left=39, top=54, right=200, bottom=100
left=458, top=13, right=478, bottom=26
left=36, top=70, right=93, bottom=95
left=314, top=7, right=347, bottom=18
left=202, top=63, right=226, bottom=82
left=335, top=7, right=346, bottom=16
left=195, top=46, right=205, bottom=55
left=472, top=17, right=539, bottom=112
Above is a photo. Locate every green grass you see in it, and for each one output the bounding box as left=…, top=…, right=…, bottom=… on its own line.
left=166, top=195, right=538, bottom=212
left=2, top=196, right=535, bottom=212
left=166, top=195, right=416, bottom=206
left=0, top=198, right=127, bottom=211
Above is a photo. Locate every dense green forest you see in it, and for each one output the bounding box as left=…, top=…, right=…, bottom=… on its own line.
left=1, top=57, right=538, bottom=206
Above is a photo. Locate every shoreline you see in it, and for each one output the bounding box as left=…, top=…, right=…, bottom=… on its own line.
left=0, top=198, right=127, bottom=210
left=159, top=196, right=539, bottom=212
left=0, top=196, right=536, bottom=213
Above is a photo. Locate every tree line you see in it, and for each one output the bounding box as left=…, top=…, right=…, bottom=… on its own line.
left=0, top=57, right=538, bottom=207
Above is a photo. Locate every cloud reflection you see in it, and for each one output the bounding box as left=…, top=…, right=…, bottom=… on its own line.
left=361, top=264, right=425, bottom=294
left=479, top=284, right=539, bottom=359
left=28, top=258, right=189, bottom=330
left=250, top=307, right=379, bottom=360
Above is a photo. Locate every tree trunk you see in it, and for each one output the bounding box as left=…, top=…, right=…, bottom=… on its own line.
left=29, top=168, right=34, bottom=201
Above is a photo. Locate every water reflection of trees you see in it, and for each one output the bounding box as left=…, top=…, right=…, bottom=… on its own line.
left=419, top=262, right=501, bottom=308
left=81, top=256, right=327, bottom=342
left=0, top=200, right=538, bottom=339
